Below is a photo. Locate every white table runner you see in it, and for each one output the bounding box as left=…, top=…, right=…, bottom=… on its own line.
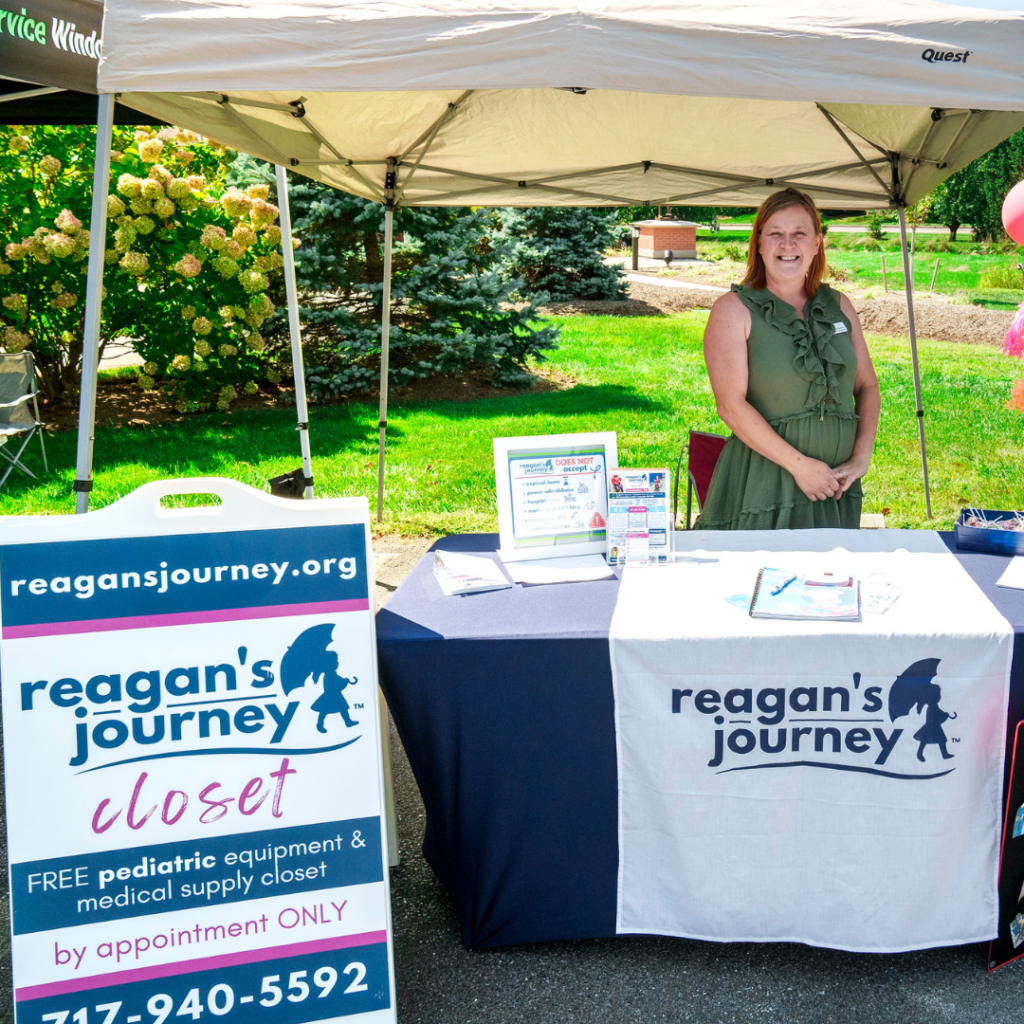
left=610, top=529, right=1013, bottom=952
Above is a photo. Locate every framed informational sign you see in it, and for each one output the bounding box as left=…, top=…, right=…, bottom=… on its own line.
left=493, top=432, right=617, bottom=561
left=0, top=479, right=396, bottom=1024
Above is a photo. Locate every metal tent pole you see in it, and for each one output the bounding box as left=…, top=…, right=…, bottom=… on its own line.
left=897, top=206, right=933, bottom=519
left=74, top=92, right=114, bottom=514
left=375, top=203, right=395, bottom=523
left=275, top=164, right=314, bottom=498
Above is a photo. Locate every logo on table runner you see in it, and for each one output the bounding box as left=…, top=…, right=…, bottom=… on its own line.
left=671, top=658, right=957, bottom=779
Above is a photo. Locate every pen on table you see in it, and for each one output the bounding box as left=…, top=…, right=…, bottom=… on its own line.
left=771, top=574, right=797, bottom=596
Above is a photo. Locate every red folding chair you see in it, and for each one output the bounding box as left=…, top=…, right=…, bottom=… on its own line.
left=673, top=430, right=728, bottom=529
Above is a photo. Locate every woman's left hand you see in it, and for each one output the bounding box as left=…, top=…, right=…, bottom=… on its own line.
left=831, top=453, right=871, bottom=495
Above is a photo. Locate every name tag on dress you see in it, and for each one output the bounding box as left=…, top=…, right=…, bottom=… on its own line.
left=833, top=321, right=848, bottom=333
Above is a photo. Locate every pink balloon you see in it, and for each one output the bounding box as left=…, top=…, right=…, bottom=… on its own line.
left=1003, top=180, right=1024, bottom=245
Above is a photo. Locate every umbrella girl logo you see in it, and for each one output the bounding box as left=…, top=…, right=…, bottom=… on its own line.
left=888, top=658, right=956, bottom=762
left=672, top=658, right=958, bottom=780
left=281, top=623, right=360, bottom=732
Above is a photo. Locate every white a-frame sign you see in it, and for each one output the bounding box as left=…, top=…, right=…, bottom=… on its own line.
left=0, top=479, right=396, bottom=1024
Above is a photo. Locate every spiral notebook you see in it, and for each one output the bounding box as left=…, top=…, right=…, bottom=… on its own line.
left=749, top=567, right=861, bottom=620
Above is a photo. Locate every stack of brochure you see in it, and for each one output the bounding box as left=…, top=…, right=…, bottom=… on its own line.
left=433, top=550, right=512, bottom=596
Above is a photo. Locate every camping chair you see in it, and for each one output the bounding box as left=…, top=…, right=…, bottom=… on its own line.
left=0, top=352, right=48, bottom=487
left=673, top=430, right=728, bottom=529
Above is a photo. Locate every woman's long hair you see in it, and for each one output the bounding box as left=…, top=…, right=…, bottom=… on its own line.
left=743, top=188, right=826, bottom=297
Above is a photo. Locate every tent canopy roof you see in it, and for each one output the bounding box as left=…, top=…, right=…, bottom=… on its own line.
left=99, top=0, right=1024, bottom=208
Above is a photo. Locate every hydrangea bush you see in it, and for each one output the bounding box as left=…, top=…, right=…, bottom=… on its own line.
left=0, top=126, right=97, bottom=403
left=0, top=125, right=290, bottom=410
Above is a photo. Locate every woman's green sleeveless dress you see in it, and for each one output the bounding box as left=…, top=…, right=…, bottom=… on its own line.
left=695, top=282, right=862, bottom=530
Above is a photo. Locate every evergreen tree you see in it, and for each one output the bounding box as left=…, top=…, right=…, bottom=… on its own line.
left=231, top=162, right=559, bottom=396
left=494, top=207, right=626, bottom=302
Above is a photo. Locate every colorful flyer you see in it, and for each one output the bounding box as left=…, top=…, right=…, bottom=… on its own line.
left=607, top=469, right=670, bottom=567
left=493, top=432, right=617, bottom=561
left=0, top=479, right=395, bottom=1024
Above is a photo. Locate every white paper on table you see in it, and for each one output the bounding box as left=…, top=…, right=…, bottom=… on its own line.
left=997, top=556, right=1024, bottom=591
left=503, top=553, right=615, bottom=585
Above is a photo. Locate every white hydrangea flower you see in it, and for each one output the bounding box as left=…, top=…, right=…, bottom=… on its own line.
left=173, top=254, right=202, bottom=278
left=221, top=189, right=252, bottom=219
left=212, top=256, right=238, bottom=279
left=117, top=174, right=143, bottom=198
left=232, top=224, right=257, bottom=249
left=200, top=225, right=227, bottom=251
left=42, top=233, right=76, bottom=258
left=138, top=138, right=164, bottom=163
left=167, top=179, right=191, bottom=200
left=238, top=269, right=269, bottom=293
left=4, top=326, right=31, bottom=352
left=119, top=251, right=150, bottom=276
left=54, top=210, right=81, bottom=234
left=249, top=198, right=279, bottom=229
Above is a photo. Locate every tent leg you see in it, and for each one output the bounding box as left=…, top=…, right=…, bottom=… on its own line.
left=275, top=165, right=314, bottom=498
left=898, top=206, right=933, bottom=520
left=74, top=92, right=114, bottom=514
left=376, top=205, right=394, bottom=523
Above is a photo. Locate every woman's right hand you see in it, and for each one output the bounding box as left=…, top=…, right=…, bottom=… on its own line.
left=791, top=456, right=842, bottom=502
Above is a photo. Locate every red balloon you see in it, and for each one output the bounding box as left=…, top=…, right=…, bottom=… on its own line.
left=1003, top=180, right=1024, bottom=245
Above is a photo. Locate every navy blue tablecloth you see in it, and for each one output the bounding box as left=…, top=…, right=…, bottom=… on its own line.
left=376, top=533, right=1024, bottom=950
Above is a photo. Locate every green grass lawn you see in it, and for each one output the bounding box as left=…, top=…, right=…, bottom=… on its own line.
left=825, top=249, right=1023, bottom=306
left=1, top=313, right=1023, bottom=532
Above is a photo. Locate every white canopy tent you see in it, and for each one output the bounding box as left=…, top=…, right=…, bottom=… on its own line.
left=89, top=0, right=1024, bottom=519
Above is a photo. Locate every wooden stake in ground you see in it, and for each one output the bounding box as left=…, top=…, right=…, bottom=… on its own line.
left=930, top=259, right=940, bottom=294
left=881, top=254, right=888, bottom=292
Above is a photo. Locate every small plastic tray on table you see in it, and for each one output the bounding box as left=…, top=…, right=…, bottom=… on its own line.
left=955, top=509, right=1024, bottom=557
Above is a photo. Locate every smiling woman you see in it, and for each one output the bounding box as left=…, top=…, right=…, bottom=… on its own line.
left=696, top=188, right=881, bottom=530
